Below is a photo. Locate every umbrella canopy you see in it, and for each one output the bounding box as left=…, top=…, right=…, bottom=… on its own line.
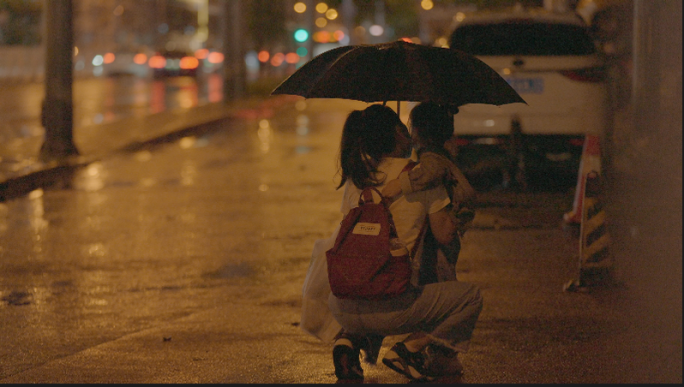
left=271, top=40, right=526, bottom=107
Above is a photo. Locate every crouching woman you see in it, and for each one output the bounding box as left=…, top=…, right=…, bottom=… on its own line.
left=328, top=104, right=483, bottom=382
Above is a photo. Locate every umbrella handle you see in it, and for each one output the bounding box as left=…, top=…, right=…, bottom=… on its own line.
left=382, top=100, right=400, bottom=119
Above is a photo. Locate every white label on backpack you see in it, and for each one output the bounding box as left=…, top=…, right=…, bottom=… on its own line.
left=352, top=222, right=381, bottom=236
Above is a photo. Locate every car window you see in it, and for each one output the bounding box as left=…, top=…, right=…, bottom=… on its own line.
left=449, top=22, right=595, bottom=56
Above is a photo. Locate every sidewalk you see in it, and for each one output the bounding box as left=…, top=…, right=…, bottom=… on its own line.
left=0, top=96, right=679, bottom=384
left=0, top=95, right=298, bottom=200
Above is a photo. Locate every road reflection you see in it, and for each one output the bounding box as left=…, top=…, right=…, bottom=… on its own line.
left=0, top=73, right=223, bottom=132
left=77, top=73, right=223, bottom=124
left=0, top=73, right=224, bottom=177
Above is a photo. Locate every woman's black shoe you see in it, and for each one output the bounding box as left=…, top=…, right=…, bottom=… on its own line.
left=333, top=343, right=363, bottom=380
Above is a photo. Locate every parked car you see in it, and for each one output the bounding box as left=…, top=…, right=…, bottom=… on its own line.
left=443, top=6, right=608, bottom=191
left=148, top=50, right=199, bottom=79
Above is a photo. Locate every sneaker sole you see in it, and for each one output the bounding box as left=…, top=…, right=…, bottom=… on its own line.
left=333, top=345, right=364, bottom=380
left=382, top=355, right=433, bottom=382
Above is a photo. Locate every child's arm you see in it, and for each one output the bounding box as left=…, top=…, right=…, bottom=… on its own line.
left=404, top=154, right=449, bottom=193
left=443, top=136, right=460, bottom=160
left=382, top=154, right=449, bottom=198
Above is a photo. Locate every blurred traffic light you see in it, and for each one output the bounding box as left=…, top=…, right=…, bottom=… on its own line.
left=294, top=28, right=309, bottom=43
left=297, top=47, right=308, bottom=57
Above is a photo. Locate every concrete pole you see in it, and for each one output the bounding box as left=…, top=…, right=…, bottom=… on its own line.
left=630, top=0, right=682, bottom=159
left=631, top=0, right=682, bottom=162
left=305, top=0, right=315, bottom=60
left=631, top=0, right=682, bottom=130
left=223, top=0, right=247, bottom=101
left=40, top=0, right=79, bottom=162
left=341, top=0, right=357, bottom=45
left=612, top=2, right=681, bottom=380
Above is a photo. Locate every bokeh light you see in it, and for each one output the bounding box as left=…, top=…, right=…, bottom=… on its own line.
left=207, top=52, right=224, bottom=64
left=133, top=53, right=147, bottom=64
left=194, top=48, right=209, bottom=59
left=294, top=2, right=306, bottom=13
left=285, top=52, right=300, bottom=64
left=258, top=51, right=270, bottom=63
left=325, top=9, right=338, bottom=20
left=369, top=25, right=384, bottom=36
left=421, top=0, right=434, bottom=10
left=103, top=53, right=115, bottom=64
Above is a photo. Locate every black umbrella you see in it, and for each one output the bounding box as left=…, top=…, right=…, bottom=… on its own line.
left=271, top=40, right=526, bottom=109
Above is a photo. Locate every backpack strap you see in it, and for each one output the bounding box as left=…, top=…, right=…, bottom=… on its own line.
left=357, top=160, right=424, bottom=243
left=402, top=160, right=418, bottom=173
left=359, top=187, right=376, bottom=206
left=359, top=186, right=387, bottom=206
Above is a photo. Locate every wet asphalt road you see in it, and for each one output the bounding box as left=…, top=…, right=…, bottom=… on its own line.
left=0, top=75, right=222, bottom=180
left=0, top=98, right=680, bottom=383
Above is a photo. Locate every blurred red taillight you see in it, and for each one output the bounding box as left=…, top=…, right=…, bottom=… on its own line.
left=133, top=53, right=147, bottom=65
left=208, top=52, right=224, bottom=64
left=194, top=48, right=209, bottom=59
left=180, top=56, right=199, bottom=70
left=149, top=55, right=166, bottom=69
left=559, top=67, right=606, bottom=82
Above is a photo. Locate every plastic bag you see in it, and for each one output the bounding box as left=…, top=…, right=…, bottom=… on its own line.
left=300, top=224, right=342, bottom=343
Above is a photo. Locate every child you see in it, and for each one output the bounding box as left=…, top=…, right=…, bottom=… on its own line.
left=382, top=102, right=476, bottom=284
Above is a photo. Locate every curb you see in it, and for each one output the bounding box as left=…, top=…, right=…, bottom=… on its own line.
left=0, top=94, right=299, bottom=202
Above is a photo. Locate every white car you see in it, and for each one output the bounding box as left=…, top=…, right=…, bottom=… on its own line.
left=443, top=6, right=608, bottom=191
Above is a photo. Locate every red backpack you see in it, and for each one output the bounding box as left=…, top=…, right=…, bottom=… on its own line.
left=326, top=162, right=426, bottom=300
